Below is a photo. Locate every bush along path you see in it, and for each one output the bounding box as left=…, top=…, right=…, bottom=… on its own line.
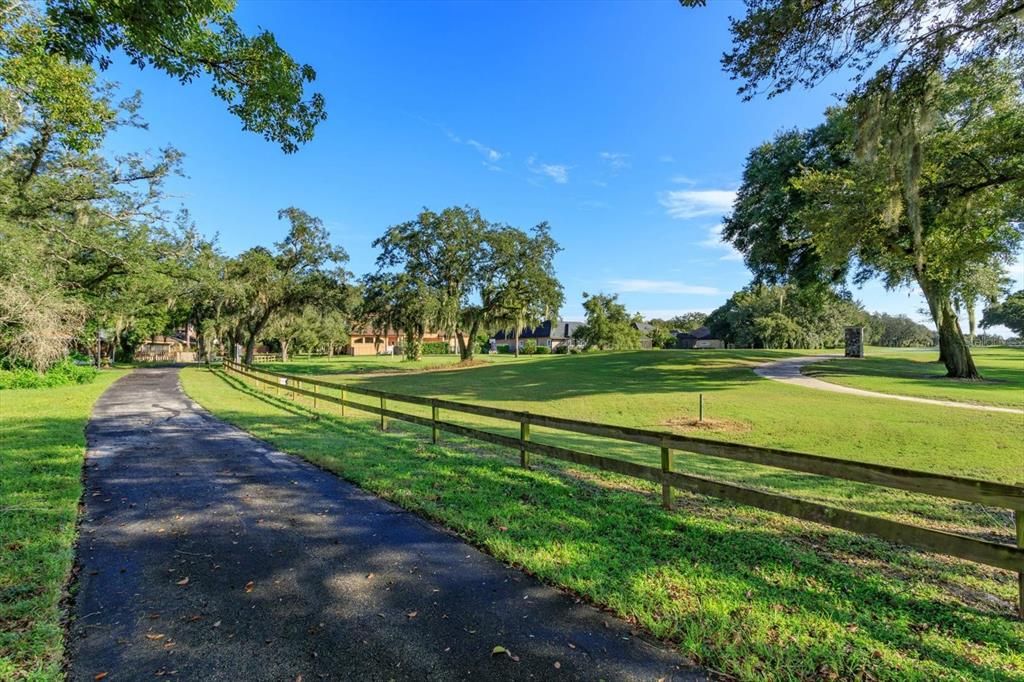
left=67, top=367, right=704, bottom=681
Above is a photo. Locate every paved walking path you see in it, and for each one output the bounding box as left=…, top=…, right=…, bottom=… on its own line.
left=68, top=367, right=705, bottom=681
left=754, top=356, right=1024, bottom=414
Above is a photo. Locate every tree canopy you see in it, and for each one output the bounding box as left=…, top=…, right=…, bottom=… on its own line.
left=724, top=59, right=1023, bottom=377
left=981, top=290, right=1024, bottom=337
left=573, top=293, right=642, bottom=351
left=370, top=206, right=562, bottom=360
left=43, top=0, right=326, bottom=153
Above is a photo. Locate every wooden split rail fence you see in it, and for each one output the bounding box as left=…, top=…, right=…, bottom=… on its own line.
left=222, top=359, right=1024, bottom=616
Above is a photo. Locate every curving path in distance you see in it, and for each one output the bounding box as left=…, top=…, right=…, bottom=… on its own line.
left=753, top=356, right=1024, bottom=415
left=67, top=367, right=705, bottom=681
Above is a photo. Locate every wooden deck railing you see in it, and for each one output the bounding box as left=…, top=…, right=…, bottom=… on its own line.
left=222, top=360, right=1024, bottom=616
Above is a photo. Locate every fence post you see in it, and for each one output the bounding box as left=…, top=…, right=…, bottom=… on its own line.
left=699, top=393, right=704, bottom=422
left=1017, top=510, right=1023, bottom=620
left=520, top=413, right=531, bottom=469
left=431, top=401, right=440, bottom=444
left=312, top=383, right=318, bottom=410
left=340, top=387, right=346, bottom=417
left=661, top=446, right=673, bottom=510
left=380, top=396, right=387, bottom=431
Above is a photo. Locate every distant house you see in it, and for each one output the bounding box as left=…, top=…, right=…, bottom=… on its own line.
left=492, top=320, right=584, bottom=351
left=675, top=326, right=724, bottom=349
left=135, top=335, right=196, bottom=363
left=344, top=327, right=456, bottom=356
left=632, top=321, right=655, bottom=350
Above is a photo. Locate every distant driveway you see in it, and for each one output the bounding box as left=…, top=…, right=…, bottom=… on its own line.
left=754, top=356, right=1024, bottom=414
left=67, top=367, right=705, bottom=681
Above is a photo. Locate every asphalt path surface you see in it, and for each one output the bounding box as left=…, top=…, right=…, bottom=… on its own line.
left=753, top=356, right=1023, bottom=414
left=67, top=367, right=706, bottom=681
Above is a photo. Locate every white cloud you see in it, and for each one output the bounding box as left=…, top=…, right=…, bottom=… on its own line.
left=670, top=175, right=697, bottom=185
left=609, top=279, right=721, bottom=295
left=445, top=129, right=505, bottom=166
left=659, top=189, right=736, bottom=220
left=528, top=156, right=569, bottom=184
left=599, top=151, right=630, bottom=171
left=659, top=155, right=675, bottom=163
left=698, top=224, right=744, bottom=262
left=466, top=139, right=503, bottom=162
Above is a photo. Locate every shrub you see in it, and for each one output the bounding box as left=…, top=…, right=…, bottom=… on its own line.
left=522, top=339, right=538, bottom=355
left=535, top=346, right=551, bottom=354
left=0, top=359, right=99, bottom=390
left=497, top=344, right=512, bottom=354
left=554, top=345, right=569, bottom=354
left=421, top=341, right=451, bottom=355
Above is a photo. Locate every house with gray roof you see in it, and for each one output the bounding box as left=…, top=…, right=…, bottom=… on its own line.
left=492, top=320, right=584, bottom=351
left=675, top=326, right=724, bottom=349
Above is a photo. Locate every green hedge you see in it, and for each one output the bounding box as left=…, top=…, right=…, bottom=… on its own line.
left=421, top=341, right=452, bottom=355
left=0, top=359, right=99, bottom=390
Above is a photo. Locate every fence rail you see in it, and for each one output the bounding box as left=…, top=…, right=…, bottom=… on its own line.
left=221, top=360, right=1024, bottom=616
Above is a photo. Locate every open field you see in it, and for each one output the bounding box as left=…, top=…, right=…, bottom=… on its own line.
left=255, top=352, right=540, bottom=376
left=182, top=366, right=1024, bottom=681
left=804, top=346, right=1024, bottom=409
left=0, top=370, right=129, bottom=681
left=292, top=350, right=1022, bottom=483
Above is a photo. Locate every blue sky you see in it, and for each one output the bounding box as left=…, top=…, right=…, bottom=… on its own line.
left=104, top=1, right=1022, bottom=327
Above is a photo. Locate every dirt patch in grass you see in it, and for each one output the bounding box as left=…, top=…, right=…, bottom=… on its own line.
left=662, top=416, right=752, bottom=434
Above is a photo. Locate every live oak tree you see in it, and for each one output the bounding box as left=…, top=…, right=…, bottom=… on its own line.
left=981, top=290, right=1024, bottom=337
left=43, top=0, right=326, bottom=153
left=792, top=62, right=1023, bottom=378
left=484, top=223, right=563, bottom=358
left=0, top=5, right=191, bottom=368
left=371, top=206, right=563, bottom=361
left=373, top=206, right=488, bottom=360
left=573, top=293, right=642, bottom=351
left=703, top=0, right=1024, bottom=377
left=1, top=3, right=328, bottom=370
left=359, top=272, right=438, bottom=361
left=226, top=208, right=348, bottom=364
left=706, top=284, right=867, bottom=350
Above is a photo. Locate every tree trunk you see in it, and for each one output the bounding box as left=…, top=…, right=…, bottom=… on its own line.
left=458, top=319, right=481, bottom=361
left=936, top=298, right=980, bottom=379
left=244, top=335, right=257, bottom=364
left=281, top=339, right=289, bottom=362
left=967, top=303, right=977, bottom=344
left=328, top=342, right=334, bottom=358
left=919, top=281, right=980, bottom=379
left=514, top=328, right=520, bottom=358
left=404, top=330, right=423, bottom=361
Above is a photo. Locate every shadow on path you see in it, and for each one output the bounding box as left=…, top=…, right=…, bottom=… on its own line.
left=66, top=367, right=705, bottom=681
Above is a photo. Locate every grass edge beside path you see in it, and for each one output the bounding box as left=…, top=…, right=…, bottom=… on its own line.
left=0, top=369, right=128, bottom=682
left=181, top=367, right=1024, bottom=682
left=802, top=347, right=1024, bottom=409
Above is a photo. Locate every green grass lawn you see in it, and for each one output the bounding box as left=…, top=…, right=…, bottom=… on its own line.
left=0, top=370, right=128, bottom=681
left=182, top=366, right=1024, bottom=681
left=803, top=346, right=1024, bottom=409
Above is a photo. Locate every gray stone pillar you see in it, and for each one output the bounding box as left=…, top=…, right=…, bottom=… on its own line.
left=844, top=326, right=864, bottom=358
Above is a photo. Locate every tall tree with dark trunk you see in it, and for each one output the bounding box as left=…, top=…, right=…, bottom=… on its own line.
left=700, top=0, right=1024, bottom=378
left=226, top=208, right=348, bottom=364
left=484, top=223, right=563, bottom=358
left=725, top=61, right=1023, bottom=378
left=371, top=206, right=563, bottom=361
